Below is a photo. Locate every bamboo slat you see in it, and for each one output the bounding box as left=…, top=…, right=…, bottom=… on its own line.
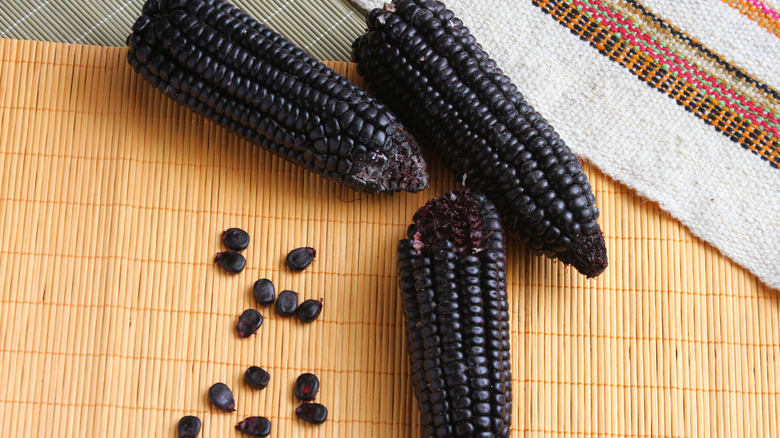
left=0, top=39, right=777, bottom=437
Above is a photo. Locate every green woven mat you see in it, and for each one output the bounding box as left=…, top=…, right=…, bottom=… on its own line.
left=0, top=0, right=365, bottom=61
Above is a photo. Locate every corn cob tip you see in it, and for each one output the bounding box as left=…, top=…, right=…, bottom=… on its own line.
left=369, top=124, right=429, bottom=193
left=558, top=230, right=608, bottom=278
left=409, top=190, right=495, bottom=254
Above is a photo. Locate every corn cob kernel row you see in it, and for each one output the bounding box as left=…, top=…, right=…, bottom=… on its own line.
left=354, top=28, right=474, bottom=160
left=398, top=190, right=511, bottom=438
left=127, top=0, right=428, bottom=194
left=355, top=0, right=608, bottom=277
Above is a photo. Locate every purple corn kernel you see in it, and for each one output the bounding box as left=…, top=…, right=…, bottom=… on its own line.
left=276, top=290, right=299, bottom=317
left=296, top=298, right=323, bottom=323
left=245, top=366, right=270, bottom=390
left=252, top=279, right=275, bottom=306
left=236, top=309, right=263, bottom=338
left=177, top=415, right=201, bottom=437
left=235, top=416, right=271, bottom=437
left=286, top=247, right=316, bottom=271
left=222, top=228, right=250, bottom=251
left=215, top=250, right=246, bottom=274
left=208, top=382, right=235, bottom=412
left=294, top=373, right=320, bottom=402
left=295, top=403, right=328, bottom=425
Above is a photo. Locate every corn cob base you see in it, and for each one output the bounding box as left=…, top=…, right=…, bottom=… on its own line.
left=354, top=0, right=608, bottom=277
left=126, top=0, right=429, bottom=194
left=398, top=190, right=511, bottom=438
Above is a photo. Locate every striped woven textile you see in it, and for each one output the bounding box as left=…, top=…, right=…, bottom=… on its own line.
left=350, top=0, right=780, bottom=289
left=536, top=0, right=778, bottom=167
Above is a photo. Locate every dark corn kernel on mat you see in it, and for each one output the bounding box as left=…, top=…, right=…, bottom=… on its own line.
left=1, top=39, right=778, bottom=437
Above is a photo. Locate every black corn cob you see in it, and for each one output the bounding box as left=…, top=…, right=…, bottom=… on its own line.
left=354, top=0, right=608, bottom=277
left=126, top=0, right=429, bottom=194
left=398, top=190, right=511, bottom=438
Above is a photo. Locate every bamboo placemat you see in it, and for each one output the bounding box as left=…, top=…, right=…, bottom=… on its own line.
left=0, top=39, right=778, bottom=437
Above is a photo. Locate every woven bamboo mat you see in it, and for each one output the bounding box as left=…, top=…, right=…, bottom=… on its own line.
left=0, top=39, right=778, bottom=437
